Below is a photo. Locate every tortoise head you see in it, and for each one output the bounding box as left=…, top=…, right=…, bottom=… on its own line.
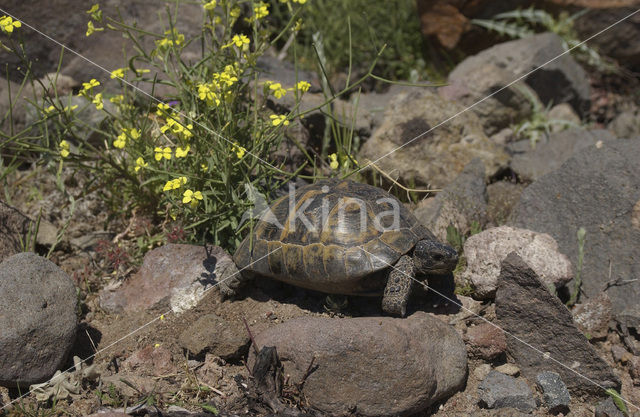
left=413, top=239, right=458, bottom=275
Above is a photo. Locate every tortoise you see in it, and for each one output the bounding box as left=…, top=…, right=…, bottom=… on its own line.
left=233, top=179, right=458, bottom=316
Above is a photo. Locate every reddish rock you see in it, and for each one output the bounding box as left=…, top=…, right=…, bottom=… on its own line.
left=99, top=244, right=240, bottom=314
left=247, top=312, right=467, bottom=417
left=465, top=322, right=507, bottom=361
left=572, top=293, right=613, bottom=340
left=122, top=345, right=175, bottom=377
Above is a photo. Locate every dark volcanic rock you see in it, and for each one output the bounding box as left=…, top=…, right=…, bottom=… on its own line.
left=478, top=370, right=536, bottom=413
left=449, top=32, right=590, bottom=117
left=247, top=312, right=467, bottom=417
left=0, top=252, right=77, bottom=388
left=511, top=138, right=640, bottom=315
left=510, top=128, right=615, bottom=182
left=495, top=253, right=620, bottom=398
left=536, top=371, right=570, bottom=415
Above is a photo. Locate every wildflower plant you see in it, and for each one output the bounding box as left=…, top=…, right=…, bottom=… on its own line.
left=0, top=1, right=325, bottom=251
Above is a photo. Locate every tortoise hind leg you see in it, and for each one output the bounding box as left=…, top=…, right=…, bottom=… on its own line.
left=382, top=255, right=414, bottom=317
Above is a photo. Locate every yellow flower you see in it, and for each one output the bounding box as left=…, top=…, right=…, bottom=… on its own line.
left=329, top=153, right=339, bottom=170
left=92, top=92, right=104, bottom=110
left=135, top=68, right=150, bottom=75
left=254, top=2, right=269, bottom=19
left=156, top=29, right=185, bottom=49
left=203, top=0, right=217, bottom=11
left=270, top=114, right=289, bottom=127
left=175, top=145, right=190, bottom=158
left=45, top=105, right=56, bottom=114
left=295, top=80, right=311, bottom=93
left=162, top=177, right=187, bottom=192
left=0, top=16, right=22, bottom=34
left=110, top=68, right=126, bottom=79
left=182, top=189, right=203, bottom=204
left=134, top=157, right=148, bottom=172
left=156, top=102, right=170, bottom=116
left=154, top=146, right=172, bottom=161
left=201, top=163, right=208, bottom=172
left=129, top=128, right=141, bottom=140
left=86, top=4, right=102, bottom=21
left=109, top=94, right=124, bottom=104
left=223, top=34, right=250, bottom=49
left=64, top=105, right=79, bottom=112
left=114, top=132, right=127, bottom=148
left=269, top=82, right=286, bottom=99
left=59, top=140, right=70, bottom=158
left=86, top=21, right=103, bottom=37
left=230, top=7, right=241, bottom=18
left=232, top=144, right=246, bottom=159
left=79, top=79, right=100, bottom=96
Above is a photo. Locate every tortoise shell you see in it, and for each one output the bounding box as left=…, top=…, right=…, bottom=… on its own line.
left=233, top=179, right=436, bottom=295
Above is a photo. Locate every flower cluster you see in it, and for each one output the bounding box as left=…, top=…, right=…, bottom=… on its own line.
left=156, top=29, right=185, bottom=50
left=163, top=176, right=187, bottom=191
left=85, top=4, right=104, bottom=36
left=114, top=128, right=141, bottom=149
left=196, top=65, right=239, bottom=108
left=0, top=16, right=21, bottom=34
left=264, top=80, right=311, bottom=101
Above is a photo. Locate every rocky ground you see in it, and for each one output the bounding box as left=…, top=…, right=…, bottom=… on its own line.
left=2, top=1, right=640, bottom=416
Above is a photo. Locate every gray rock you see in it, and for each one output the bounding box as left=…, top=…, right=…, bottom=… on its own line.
left=496, top=253, right=620, bottom=398
left=535, top=371, right=570, bottom=415
left=609, top=109, right=640, bottom=139
left=478, top=370, right=537, bottom=413
left=462, top=226, right=573, bottom=300
left=572, top=293, right=613, bottom=341
left=594, top=397, right=626, bottom=417
left=0, top=252, right=77, bottom=388
left=510, top=128, right=615, bottom=182
left=616, top=306, right=640, bottom=355
left=100, top=244, right=240, bottom=314
left=413, top=158, right=487, bottom=243
left=358, top=89, right=509, bottom=189
left=247, top=312, right=467, bottom=417
left=0, top=201, right=33, bottom=263
left=449, top=32, right=590, bottom=117
left=178, top=314, right=250, bottom=361
left=510, top=138, right=640, bottom=315
left=440, top=64, right=535, bottom=135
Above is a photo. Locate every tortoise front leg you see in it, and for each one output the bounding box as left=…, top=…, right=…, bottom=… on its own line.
left=382, top=255, right=414, bottom=317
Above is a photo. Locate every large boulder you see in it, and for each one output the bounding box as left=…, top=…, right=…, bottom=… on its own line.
left=247, top=312, right=467, bottom=417
left=496, top=253, right=620, bottom=399
left=510, top=138, right=640, bottom=314
left=449, top=32, right=590, bottom=117
left=358, top=89, right=509, bottom=189
left=0, top=252, right=78, bottom=388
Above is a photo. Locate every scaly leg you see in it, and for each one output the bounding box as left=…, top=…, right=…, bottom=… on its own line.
left=382, top=255, right=414, bottom=317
